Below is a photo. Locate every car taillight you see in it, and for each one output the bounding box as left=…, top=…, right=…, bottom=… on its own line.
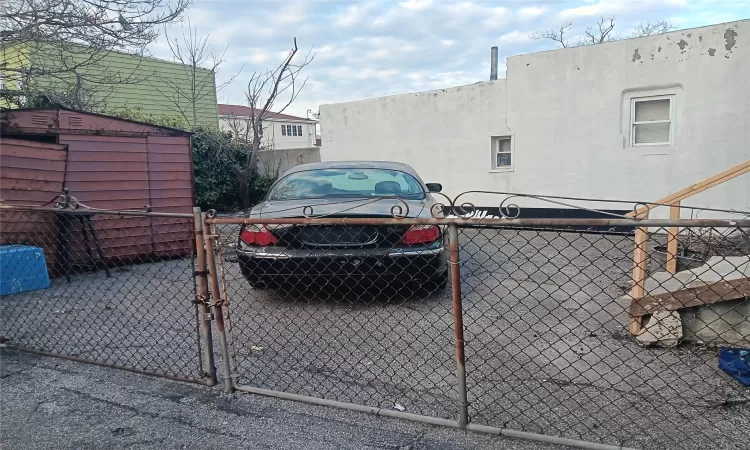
left=398, top=225, right=440, bottom=245
left=240, top=225, right=278, bottom=246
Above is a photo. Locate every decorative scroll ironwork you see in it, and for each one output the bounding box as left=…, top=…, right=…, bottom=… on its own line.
left=428, top=190, right=750, bottom=220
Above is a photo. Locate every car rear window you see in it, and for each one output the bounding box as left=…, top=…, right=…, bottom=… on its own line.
left=267, top=168, right=426, bottom=200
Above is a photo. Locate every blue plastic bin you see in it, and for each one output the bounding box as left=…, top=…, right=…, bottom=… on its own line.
left=0, top=245, right=51, bottom=296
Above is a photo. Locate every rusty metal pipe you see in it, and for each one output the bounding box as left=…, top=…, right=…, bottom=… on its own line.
left=234, top=385, right=634, bottom=450
left=448, top=223, right=469, bottom=427
left=2, top=345, right=214, bottom=385
left=0, top=204, right=194, bottom=218
left=202, top=213, right=234, bottom=394
left=193, top=207, right=217, bottom=386
left=205, top=217, right=750, bottom=228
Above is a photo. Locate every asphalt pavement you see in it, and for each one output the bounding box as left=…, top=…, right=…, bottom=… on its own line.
left=0, top=348, right=560, bottom=450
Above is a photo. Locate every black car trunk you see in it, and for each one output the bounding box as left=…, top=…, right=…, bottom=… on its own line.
left=271, top=222, right=411, bottom=249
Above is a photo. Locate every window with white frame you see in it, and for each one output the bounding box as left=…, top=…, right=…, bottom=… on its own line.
left=491, top=136, right=513, bottom=170
left=631, top=96, right=673, bottom=146
left=281, top=124, right=286, bottom=136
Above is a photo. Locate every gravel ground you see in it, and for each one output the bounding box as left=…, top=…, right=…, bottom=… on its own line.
left=0, top=348, right=560, bottom=450
left=214, top=225, right=750, bottom=449
left=2, top=225, right=748, bottom=450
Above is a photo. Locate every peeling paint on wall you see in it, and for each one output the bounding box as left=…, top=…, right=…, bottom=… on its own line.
left=678, top=39, right=688, bottom=51
left=708, top=48, right=716, bottom=56
left=632, top=48, right=641, bottom=62
left=725, top=28, right=738, bottom=51
left=658, top=46, right=662, bottom=52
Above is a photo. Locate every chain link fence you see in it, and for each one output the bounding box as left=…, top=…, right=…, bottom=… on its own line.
left=207, top=216, right=749, bottom=449
left=208, top=218, right=460, bottom=418
left=0, top=206, right=213, bottom=384
left=2, top=203, right=749, bottom=449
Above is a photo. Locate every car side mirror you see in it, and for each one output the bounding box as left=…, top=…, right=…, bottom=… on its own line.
left=425, top=183, right=442, bottom=193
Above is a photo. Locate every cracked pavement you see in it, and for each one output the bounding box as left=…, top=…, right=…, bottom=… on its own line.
left=0, top=349, right=559, bottom=450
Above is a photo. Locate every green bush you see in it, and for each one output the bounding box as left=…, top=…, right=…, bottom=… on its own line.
left=191, top=130, right=275, bottom=211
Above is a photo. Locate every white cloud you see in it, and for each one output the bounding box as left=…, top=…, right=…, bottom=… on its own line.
left=151, top=0, right=729, bottom=118
left=558, top=0, right=625, bottom=19
left=399, top=0, right=433, bottom=10
left=518, top=6, right=547, bottom=21
left=333, top=4, right=374, bottom=28
left=499, top=31, right=532, bottom=44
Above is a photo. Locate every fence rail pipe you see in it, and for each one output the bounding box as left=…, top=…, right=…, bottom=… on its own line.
left=448, top=223, right=469, bottom=427
left=202, top=213, right=235, bottom=394
left=193, top=207, right=217, bottom=386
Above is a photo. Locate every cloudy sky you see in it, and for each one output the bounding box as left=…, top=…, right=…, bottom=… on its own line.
left=150, top=0, right=749, bottom=118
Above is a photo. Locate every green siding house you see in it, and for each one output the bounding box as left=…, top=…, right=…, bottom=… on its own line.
left=1, top=43, right=219, bottom=130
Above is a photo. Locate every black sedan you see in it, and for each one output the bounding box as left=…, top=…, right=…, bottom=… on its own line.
left=237, top=161, right=449, bottom=292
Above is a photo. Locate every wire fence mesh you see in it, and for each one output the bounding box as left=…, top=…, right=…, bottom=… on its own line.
left=210, top=217, right=749, bottom=449
left=211, top=219, right=460, bottom=418
left=0, top=207, right=211, bottom=383
left=2, top=203, right=749, bottom=448
left=459, top=224, right=750, bottom=448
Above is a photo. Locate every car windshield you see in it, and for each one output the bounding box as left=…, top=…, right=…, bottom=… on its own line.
left=267, top=168, right=426, bottom=200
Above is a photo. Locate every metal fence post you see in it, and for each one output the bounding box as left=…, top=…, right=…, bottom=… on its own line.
left=193, top=207, right=217, bottom=386
left=202, top=213, right=235, bottom=394
left=448, top=222, right=469, bottom=427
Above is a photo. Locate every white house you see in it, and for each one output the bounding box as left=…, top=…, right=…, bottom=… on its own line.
left=218, top=104, right=319, bottom=150
left=319, top=20, right=750, bottom=218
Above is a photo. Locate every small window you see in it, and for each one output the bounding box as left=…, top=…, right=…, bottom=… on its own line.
left=293, top=125, right=298, bottom=137
left=492, top=136, right=512, bottom=170
left=297, top=125, right=303, bottom=136
left=631, top=96, right=673, bottom=146
left=281, top=124, right=287, bottom=136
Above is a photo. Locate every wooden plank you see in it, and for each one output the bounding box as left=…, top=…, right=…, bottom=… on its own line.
left=630, top=277, right=750, bottom=317
left=0, top=178, right=65, bottom=193
left=64, top=180, right=150, bottom=192
left=66, top=152, right=146, bottom=162
left=629, top=226, right=649, bottom=334
left=666, top=203, right=680, bottom=274
left=0, top=138, right=67, bottom=152
left=64, top=171, right=149, bottom=182
left=627, top=160, right=750, bottom=217
left=65, top=161, right=148, bottom=172
left=59, top=135, right=148, bottom=144
left=1, top=167, right=65, bottom=182
left=0, top=155, right=67, bottom=171
left=0, top=143, right=68, bottom=161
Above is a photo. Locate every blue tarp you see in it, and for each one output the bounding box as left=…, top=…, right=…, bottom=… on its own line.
left=719, top=348, right=750, bottom=387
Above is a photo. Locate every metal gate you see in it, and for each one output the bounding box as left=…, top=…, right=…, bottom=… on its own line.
left=204, top=208, right=750, bottom=450
left=0, top=204, right=215, bottom=385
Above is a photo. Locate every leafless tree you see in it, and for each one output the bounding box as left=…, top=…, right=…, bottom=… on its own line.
left=155, top=21, right=241, bottom=129
left=0, top=0, right=189, bottom=109
left=530, top=21, right=572, bottom=48
left=632, top=20, right=675, bottom=37
left=577, top=16, right=617, bottom=46
left=531, top=17, right=674, bottom=49
left=233, top=38, right=314, bottom=208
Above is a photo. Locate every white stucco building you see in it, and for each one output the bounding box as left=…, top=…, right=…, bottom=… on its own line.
left=320, top=20, right=750, bottom=217
left=218, top=104, right=319, bottom=150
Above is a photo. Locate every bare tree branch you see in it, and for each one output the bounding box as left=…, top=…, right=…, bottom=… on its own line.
left=577, top=16, right=617, bottom=46
left=154, top=19, right=242, bottom=129
left=231, top=37, right=314, bottom=209
left=0, top=0, right=189, bottom=109
left=631, top=20, right=674, bottom=37
left=530, top=21, right=572, bottom=48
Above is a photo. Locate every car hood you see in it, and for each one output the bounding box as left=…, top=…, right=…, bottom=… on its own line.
left=251, top=197, right=435, bottom=219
